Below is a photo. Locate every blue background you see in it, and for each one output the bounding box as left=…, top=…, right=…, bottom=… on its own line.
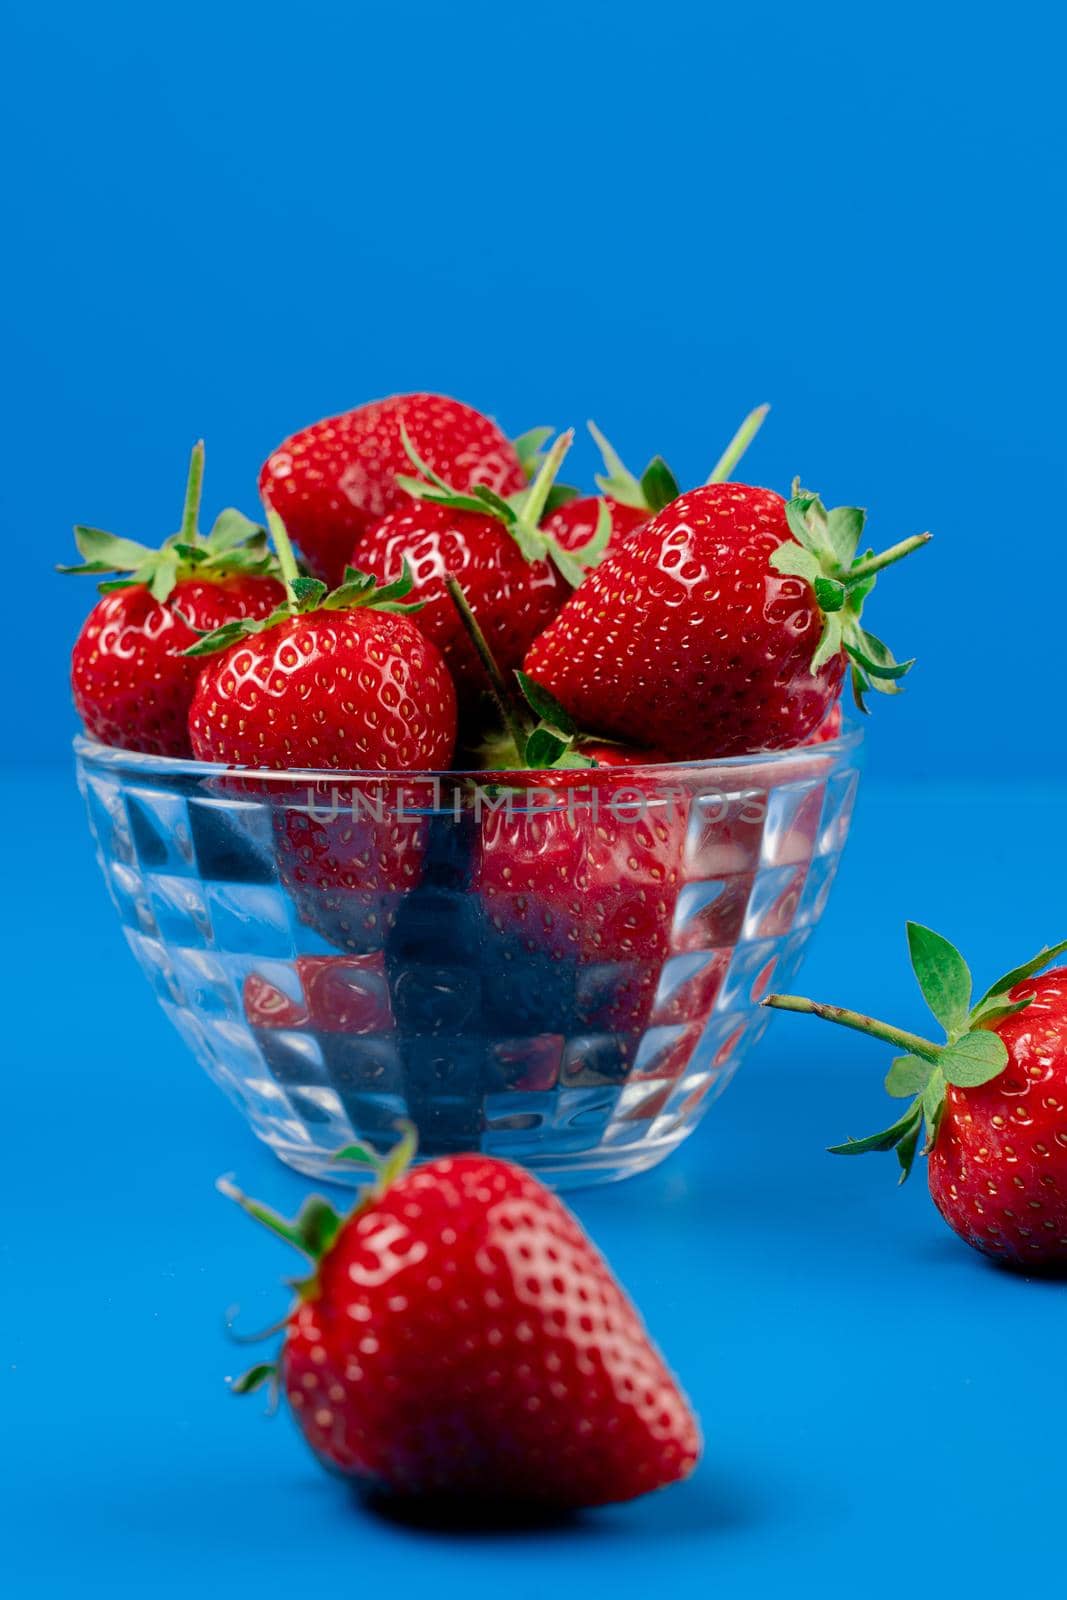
left=5, top=0, right=1065, bottom=777
left=4, top=3, right=1066, bottom=1596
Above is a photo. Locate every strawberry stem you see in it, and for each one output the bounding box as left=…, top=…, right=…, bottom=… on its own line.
left=265, top=508, right=302, bottom=603
left=444, top=573, right=528, bottom=763
left=181, top=440, right=206, bottom=543
left=762, top=993, right=945, bottom=1064
left=520, top=429, right=575, bottom=528
left=706, top=404, right=770, bottom=484
left=848, top=533, right=931, bottom=582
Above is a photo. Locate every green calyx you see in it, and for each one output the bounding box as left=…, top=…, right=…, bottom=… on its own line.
left=220, top=1127, right=417, bottom=1398
left=763, top=925, right=1067, bottom=1182
left=397, top=426, right=608, bottom=588
left=589, top=402, right=771, bottom=516
left=511, top=425, right=582, bottom=513
left=57, top=441, right=277, bottom=602
left=182, top=507, right=422, bottom=658
left=769, top=483, right=931, bottom=712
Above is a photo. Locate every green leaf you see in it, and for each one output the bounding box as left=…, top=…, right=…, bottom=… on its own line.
left=333, top=1142, right=380, bottom=1168
left=513, top=425, right=553, bottom=479
left=769, top=542, right=821, bottom=584
left=973, top=938, right=1067, bottom=1013
left=813, top=576, right=847, bottom=613
left=639, top=456, right=680, bottom=513
left=231, top=1362, right=277, bottom=1396
left=829, top=1100, right=923, bottom=1157
left=885, top=1053, right=934, bottom=1098
left=785, top=494, right=832, bottom=558
left=541, top=483, right=581, bottom=514
left=291, top=577, right=328, bottom=607
left=515, top=670, right=576, bottom=734
left=208, top=508, right=265, bottom=552
left=844, top=630, right=915, bottom=681
left=906, top=922, right=972, bottom=1036
left=148, top=547, right=180, bottom=602
left=826, top=505, right=866, bottom=566
left=921, top=1067, right=946, bottom=1154
left=939, top=1029, right=1009, bottom=1088
left=969, top=996, right=1033, bottom=1028
left=810, top=611, right=844, bottom=674
left=71, top=524, right=157, bottom=572
left=895, top=1114, right=923, bottom=1183
left=525, top=727, right=569, bottom=768
left=293, top=1196, right=343, bottom=1258
left=181, top=618, right=264, bottom=657
left=469, top=483, right=517, bottom=521
left=398, top=425, right=457, bottom=496
left=588, top=420, right=646, bottom=509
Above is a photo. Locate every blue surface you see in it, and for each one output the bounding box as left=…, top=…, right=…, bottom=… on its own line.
left=4, top=770, right=1066, bottom=1594
left=4, top=0, right=1066, bottom=778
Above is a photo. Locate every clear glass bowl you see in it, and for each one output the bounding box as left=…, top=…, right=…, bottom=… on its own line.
left=75, top=727, right=862, bottom=1188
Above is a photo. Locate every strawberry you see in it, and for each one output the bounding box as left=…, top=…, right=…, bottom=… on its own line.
left=223, top=1136, right=700, bottom=1506
left=259, top=393, right=527, bottom=586
left=546, top=404, right=771, bottom=559
left=764, top=924, right=1067, bottom=1269
left=63, top=443, right=285, bottom=757
left=523, top=482, right=929, bottom=760
left=352, top=430, right=607, bottom=710
left=185, top=513, right=457, bottom=772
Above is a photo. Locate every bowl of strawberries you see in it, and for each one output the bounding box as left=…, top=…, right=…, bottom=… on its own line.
left=68, top=393, right=925, bottom=1187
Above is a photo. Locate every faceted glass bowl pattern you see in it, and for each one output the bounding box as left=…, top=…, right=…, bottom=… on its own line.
left=76, top=730, right=862, bottom=1188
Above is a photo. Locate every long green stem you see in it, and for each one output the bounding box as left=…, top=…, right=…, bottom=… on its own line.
left=520, top=428, right=574, bottom=527
left=181, top=440, right=205, bottom=542
left=265, top=508, right=302, bottom=603
left=762, top=993, right=944, bottom=1064
left=848, top=533, right=931, bottom=582
left=706, top=404, right=770, bottom=484
left=444, top=573, right=528, bottom=763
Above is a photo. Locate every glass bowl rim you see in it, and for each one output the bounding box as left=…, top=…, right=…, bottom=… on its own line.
left=73, top=722, right=863, bottom=786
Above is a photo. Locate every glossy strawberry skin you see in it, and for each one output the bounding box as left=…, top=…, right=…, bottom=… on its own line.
left=187, top=609, right=457, bottom=772
left=524, top=483, right=846, bottom=760
left=542, top=495, right=651, bottom=555
left=929, top=969, right=1067, bottom=1268
left=71, top=575, right=285, bottom=758
left=353, top=502, right=570, bottom=707
left=284, top=1155, right=700, bottom=1506
left=260, top=393, right=526, bottom=586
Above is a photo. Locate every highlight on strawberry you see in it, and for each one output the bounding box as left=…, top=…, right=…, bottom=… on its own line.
left=221, top=1130, right=701, bottom=1509
left=184, top=510, right=456, bottom=772
left=522, top=480, right=930, bottom=760
left=763, top=924, right=1067, bottom=1269
left=61, top=442, right=285, bottom=757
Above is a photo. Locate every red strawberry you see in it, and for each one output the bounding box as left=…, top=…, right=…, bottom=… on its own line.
left=546, top=404, right=773, bottom=558
left=186, top=517, right=457, bottom=772
left=223, top=1139, right=700, bottom=1506
left=808, top=700, right=843, bottom=744
left=63, top=443, right=285, bottom=757
left=475, top=761, right=687, bottom=1050
left=273, top=786, right=431, bottom=954
left=524, top=482, right=929, bottom=760
left=764, top=924, right=1067, bottom=1269
left=245, top=955, right=394, bottom=1035
left=352, top=430, right=606, bottom=710
left=259, top=393, right=527, bottom=586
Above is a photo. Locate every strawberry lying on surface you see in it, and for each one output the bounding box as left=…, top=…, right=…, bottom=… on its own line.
left=223, top=1133, right=701, bottom=1507
left=353, top=430, right=607, bottom=710
left=62, top=443, right=285, bottom=758
left=185, top=512, right=456, bottom=772
left=259, top=393, right=527, bottom=587
left=764, top=925, right=1067, bottom=1269
left=523, top=482, right=929, bottom=760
